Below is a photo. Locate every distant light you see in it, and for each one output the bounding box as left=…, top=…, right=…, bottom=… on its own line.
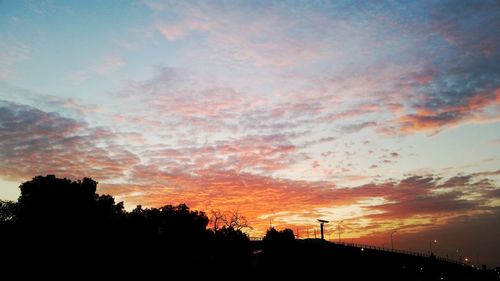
left=361, top=248, right=364, bottom=251
left=441, top=278, right=444, bottom=280
left=434, top=239, right=438, bottom=243
left=465, top=258, right=469, bottom=262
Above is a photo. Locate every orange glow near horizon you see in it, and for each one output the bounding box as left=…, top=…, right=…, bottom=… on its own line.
left=97, top=168, right=499, bottom=242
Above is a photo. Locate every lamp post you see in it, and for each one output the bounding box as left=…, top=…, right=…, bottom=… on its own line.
left=429, top=239, right=437, bottom=255
left=391, top=230, right=397, bottom=250
left=317, top=219, right=329, bottom=241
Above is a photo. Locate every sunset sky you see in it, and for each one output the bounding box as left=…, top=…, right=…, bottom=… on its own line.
left=1, top=0, right=499, bottom=265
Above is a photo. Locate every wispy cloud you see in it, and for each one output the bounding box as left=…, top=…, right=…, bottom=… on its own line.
left=0, top=82, right=102, bottom=117
left=0, top=41, right=31, bottom=81
left=70, top=54, right=125, bottom=82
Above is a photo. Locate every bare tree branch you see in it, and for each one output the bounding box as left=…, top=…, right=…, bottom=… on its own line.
left=210, top=209, right=225, bottom=231
left=210, top=209, right=252, bottom=231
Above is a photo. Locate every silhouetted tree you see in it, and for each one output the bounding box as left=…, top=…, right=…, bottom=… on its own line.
left=225, top=209, right=252, bottom=231
left=211, top=225, right=251, bottom=271
left=15, top=175, right=125, bottom=236
left=210, top=208, right=252, bottom=232
left=95, top=194, right=125, bottom=219
left=210, top=209, right=225, bottom=231
left=214, top=226, right=249, bottom=242
left=126, top=203, right=210, bottom=241
left=0, top=199, right=17, bottom=222
left=263, top=227, right=295, bottom=243
left=157, top=203, right=210, bottom=240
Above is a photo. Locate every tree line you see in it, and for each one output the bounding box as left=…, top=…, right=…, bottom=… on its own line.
left=0, top=175, right=295, bottom=278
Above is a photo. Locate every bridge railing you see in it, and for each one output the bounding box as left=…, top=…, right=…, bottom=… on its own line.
left=336, top=242, right=464, bottom=265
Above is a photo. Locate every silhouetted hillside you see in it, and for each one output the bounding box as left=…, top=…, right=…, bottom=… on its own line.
left=0, top=175, right=498, bottom=280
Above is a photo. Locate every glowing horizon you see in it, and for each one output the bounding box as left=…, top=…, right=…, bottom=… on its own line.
left=0, top=0, right=499, bottom=266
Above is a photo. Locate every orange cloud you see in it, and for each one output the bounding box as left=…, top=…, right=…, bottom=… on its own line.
left=99, top=168, right=498, bottom=239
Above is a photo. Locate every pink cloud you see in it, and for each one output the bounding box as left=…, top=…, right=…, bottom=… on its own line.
left=155, top=18, right=214, bottom=41
left=140, top=133, right=299, bottom=175
left=152, top=3, right=329, bottom=67
left=0, top=101, right=139, bottom=182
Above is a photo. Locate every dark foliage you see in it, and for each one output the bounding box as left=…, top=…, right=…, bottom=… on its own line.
left=0, top=199, right=17, bottom=222
left=263, top=227, right=295, bottom=243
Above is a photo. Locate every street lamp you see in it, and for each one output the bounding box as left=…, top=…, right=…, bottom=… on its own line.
left=390, top=230, right=397, bottom=250
left=317, top=219, right=329, bottom=240
left=429, top=239, right=437, bottom=255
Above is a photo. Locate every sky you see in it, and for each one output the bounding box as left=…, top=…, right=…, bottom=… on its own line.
left=1, top=0, right=500, bottom=266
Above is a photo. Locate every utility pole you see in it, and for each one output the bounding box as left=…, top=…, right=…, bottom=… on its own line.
left=337, top=220, right=344, bottom=243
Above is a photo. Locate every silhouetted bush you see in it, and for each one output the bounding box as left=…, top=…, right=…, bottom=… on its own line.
left=214, top=226, right=248, bottom=242
left=263, top=227, right=295, bottom=243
